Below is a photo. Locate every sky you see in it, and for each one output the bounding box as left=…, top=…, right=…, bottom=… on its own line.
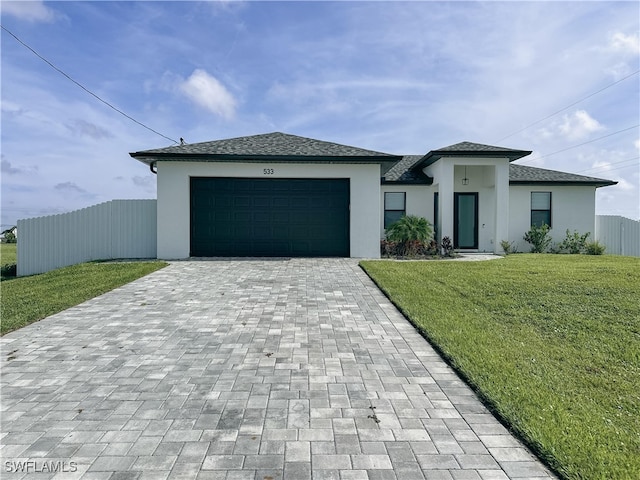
left=1, top=0, right=639, bottom=229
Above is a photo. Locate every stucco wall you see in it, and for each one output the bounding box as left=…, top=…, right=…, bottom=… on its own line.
left=156, top=161, right=381, bottom=259
left=380, top=185, right=433, bottom=238
left=509, top=185, right=597, bottom=252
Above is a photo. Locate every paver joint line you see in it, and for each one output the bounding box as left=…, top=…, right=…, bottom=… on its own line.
left=0, top=259, right=555, bottom=479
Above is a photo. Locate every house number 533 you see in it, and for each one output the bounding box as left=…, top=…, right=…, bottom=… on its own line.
left=263, top=168, right=275, bottom=175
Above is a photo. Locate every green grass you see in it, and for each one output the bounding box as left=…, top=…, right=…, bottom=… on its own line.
left=1, top=261, right=167, bottom=335
left=1, top=243, right=17, bottom=265
left=361, top=255, right=640, bottom=480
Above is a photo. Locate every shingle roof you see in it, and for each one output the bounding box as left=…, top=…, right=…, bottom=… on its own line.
left=414, top=141, right=532, bottom=168
left=383, top=155, right=433, bottom=184
left=385, top=157, right=616, bottom=187
left=436, top=141, right=528, bottom=153
left=131, top=132, right=397, bottom=163
left=509, top=164, right=617, bottom=186
left=130, top=132, right=615, bottom=187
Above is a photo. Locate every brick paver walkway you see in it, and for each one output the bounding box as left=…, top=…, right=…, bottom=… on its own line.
left=1, top=259, right=555, bottom=479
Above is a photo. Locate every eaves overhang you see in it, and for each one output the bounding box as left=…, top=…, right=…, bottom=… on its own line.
left=129, top=152, right=403, bottom=167
left=411, top=149, right=533, bottom=172
left=509, top=180, right=618, bottom=188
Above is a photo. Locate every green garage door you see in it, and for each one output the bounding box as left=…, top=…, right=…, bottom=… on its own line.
left=191, top=177, right=350, bottom=257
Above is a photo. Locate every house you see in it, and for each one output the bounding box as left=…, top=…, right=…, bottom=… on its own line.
left=130, top=132, right=616, bottom=258
left=1, top=226, right=17, bottom=243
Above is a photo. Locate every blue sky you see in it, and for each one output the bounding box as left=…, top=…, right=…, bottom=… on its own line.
left=2, top=0, right=639, bottom=229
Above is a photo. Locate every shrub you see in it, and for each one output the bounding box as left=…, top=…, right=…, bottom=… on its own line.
left=385, top=215, right=434, bottom=257
left=380, top=240, right=399, bottom=257
left=558, top=229, right=591, bottom=254
left=441, top=236, right=454, bottom=257
left=523, top=224, right=552, bottom=253
left=1, top=263, right=17, bottom=278
left=500, top=240, right=517, bottom=255
left=425, top=239, right=439, bottom=256
left=585, top=240, right=606, bottom=255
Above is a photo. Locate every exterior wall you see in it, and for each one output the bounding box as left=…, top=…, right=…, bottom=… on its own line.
left=424, top=158, right=510, bottom=253
left=156, top=161, right=381, bottom=259
left=508, top=185, right=597, bottom=252
left=596, top=215, right=640, bottom=257
left=17, top=200, right=157, bottom=276
left=380, top=185, right=433, bottom=237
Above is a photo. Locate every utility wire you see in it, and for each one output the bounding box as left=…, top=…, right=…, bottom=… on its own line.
left=576, top=156, right=639, bottom=174
left=495, top=69, right=640, bottom=143
left=517, top=124, right=640, bottom=164
left=574, top=158, right=640, bottom=177
left=1, top=25, right=179, bottom=145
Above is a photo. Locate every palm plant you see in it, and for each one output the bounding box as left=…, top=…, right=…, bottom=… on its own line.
left=385, top=215, right=433, bottom=256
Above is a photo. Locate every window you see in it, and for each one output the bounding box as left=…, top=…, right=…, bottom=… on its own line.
left=384, top=192, right=406, bottom=229
left=531, top=192, right=551, bottom=227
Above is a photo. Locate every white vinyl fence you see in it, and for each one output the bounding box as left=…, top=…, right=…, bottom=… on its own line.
left=17, top=200, right=157, bottom=276
left=595, top=215, right=640, bottom=257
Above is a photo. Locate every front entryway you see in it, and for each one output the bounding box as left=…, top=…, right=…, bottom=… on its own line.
left=190, top=177, right=350, bottom=257
left=454, top=192, right=478, bottom=249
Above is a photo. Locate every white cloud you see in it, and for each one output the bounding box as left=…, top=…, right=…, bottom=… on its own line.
left=178, top=69, right=237, bottom=119
left=609, top=32, right=640, bottom=55
left=559, top=110, right=605, bottom=140
left=0, top=1, right=57, bottom=23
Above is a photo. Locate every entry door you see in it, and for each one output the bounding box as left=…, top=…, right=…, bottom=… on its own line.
left=454, top=193, right=478, bottom=249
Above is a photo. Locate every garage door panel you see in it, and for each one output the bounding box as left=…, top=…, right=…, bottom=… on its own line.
left=191, top=177, right=349, bottom=257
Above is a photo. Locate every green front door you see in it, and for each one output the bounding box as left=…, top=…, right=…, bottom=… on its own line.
left=454, top=192, right=478, bottom=249
left=190, top=177, right=350, bottom=257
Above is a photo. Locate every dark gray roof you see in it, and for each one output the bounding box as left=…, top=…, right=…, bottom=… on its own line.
left=509, top=164, right=617, bottom=186
left=383, top=155, right=433, bottom=184
left=435, top=141, right=528, bottom=153
left=384, top=157, right=616, bottom=187
left=131, top=132, right=398, bottom=164
left=413, top=141, right=532, bottom=169
left=130, top=132, right=615, bottom=187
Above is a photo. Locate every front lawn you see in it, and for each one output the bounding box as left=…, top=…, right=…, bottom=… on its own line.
left=361, top=255, right=640, bottom=480
left=1, top=261, right=167, bottom=335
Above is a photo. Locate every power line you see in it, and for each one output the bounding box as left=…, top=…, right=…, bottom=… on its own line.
left=517, top=124, right=640, bottom=164
left=575, top=156, right=639, bottom=174
left=495, top=69, right=640, bottom=143
left=1, top=24, right=179, bottom=145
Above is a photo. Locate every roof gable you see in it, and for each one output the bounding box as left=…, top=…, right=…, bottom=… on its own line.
left=131, top=132, right=397, bottom=163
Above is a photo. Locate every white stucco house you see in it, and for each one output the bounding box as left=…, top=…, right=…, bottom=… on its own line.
left=130, top=132, right=616, bottom=259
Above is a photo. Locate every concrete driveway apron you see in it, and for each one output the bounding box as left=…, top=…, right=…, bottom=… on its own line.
left=1, top=259, right=555, bottom=480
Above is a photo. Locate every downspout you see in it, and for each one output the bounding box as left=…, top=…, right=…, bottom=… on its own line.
left=150, top=161, right=157, bottom=175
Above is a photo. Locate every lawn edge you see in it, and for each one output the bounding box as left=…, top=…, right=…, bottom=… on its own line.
left=358, top=260, right=565, bottom=480
left=1, top=261, right=169, bottom=336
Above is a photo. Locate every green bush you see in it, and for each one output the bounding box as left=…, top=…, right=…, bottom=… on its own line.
left=385, top=215, right=434, bottom=257
left=557, top=229, right=591, bottom=254
left=523, top=224, right=552, bottom=253
left=585, top=240, right=606, bottom=255
left=1, top=263, right=17, bottom=278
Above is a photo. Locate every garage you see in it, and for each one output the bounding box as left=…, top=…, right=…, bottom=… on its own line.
left=190, top=177, right=350, bottom=257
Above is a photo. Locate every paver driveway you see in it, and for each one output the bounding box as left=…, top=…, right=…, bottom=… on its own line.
left=1, top=259, right=555, bottom=480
